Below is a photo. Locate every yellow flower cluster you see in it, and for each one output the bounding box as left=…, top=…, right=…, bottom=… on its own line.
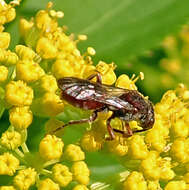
left=160, top=24, right=189, bottom=88
left=1, top=1, right=189, bottom=190
left=0, top=133, right=89, bottom=189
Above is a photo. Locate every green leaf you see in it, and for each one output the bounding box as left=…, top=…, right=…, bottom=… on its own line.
left=15, top=0, right=189, bottom=65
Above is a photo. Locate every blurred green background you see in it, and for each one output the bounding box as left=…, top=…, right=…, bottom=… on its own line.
left=2, top=0, right=189, bottom=188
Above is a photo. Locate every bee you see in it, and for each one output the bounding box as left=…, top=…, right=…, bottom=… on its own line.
left=54, top=73, right=154, bottom=140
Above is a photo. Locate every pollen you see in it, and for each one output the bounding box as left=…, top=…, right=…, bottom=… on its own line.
left=13, top=168, right=37, bottom=190
left=71, top=161, right=90, bottom=185
left=87, top=47, right=96, bottom=56
left=0, top=152, right=19, bottom=176
left=39, top=134, right=64, bottom=160
left=5, top=80, right=33, bottom=106
left=0, top=130, right=22, bottom=149
left=9, top=106, right=33, bottom=130
left=52, top=164, right=72, bottom=187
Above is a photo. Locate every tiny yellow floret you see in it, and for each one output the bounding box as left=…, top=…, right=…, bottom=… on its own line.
left=9, top=106, right=33, bottom=130
left=116, top=74, right=137, bottom=90
left=0, top=186, right=16, bottom=190
left=15, top=45, right=36, bottom=60
left=164, top=180, right=187, bottom=190
left=52, top=164, right=72, bottom=187
left=72, top=184, right=89, bottom=190
left=36, top=37, right=58, bottom=59
left=0, top=32, right=10, bottom=49
left=96, top=61, right=116, bottom=85
left=64, top=144, right=85, bottom=161
left=0, top=152, right=19, bottom=176
left=16, top=60, right=45, bottom=83
left=38, top=178, right=60, bottom=190
left=71, top=161, right=90, bottom=185
left=0, top=130, right=22, bottom=149
left=39, top=135, right=64, bottom=160
left=5, top=80, right=33, bottom=106
left=123, top=171, right=147, bottom=190
left=0, top=65, right=8, bottom=82
left=13, top=168, right=37, bottom=190
left=128, top=135, right=149, bottom=160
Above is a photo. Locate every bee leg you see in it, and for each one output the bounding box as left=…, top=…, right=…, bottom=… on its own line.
left=53, top=111, right=98, bottom=133
left=86, top=73, right=102, bottom=84
left=124, top=122, right=133, bottom=137
left=112, top=123, right=133, bottom=138
left=105, top=116, right=116, bottom=141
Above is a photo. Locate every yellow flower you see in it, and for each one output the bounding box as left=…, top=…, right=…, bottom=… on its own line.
left=72, top=184, right=89, bottom=190
left=9, top=106, right=33, bottom=130
left=0, top=49, right=18, bottom=66
left=35, top=10, right=58, bottom=33
left=0, top=65, right=8, bottom=82
left=36, top=37, right=58, bottom=59
left=52, top=59, right=74, bottom=79
left=170, top=138, right=189, bottom=163
left=123, top=171, right=147, bottom=190
left=0, top=187, right=16, bottom=190
left=13, top=168, right=37, bottom=190
left=19, top=18, right=33, bottom=39
left=38, top=178, right=59, bottom=190
left=5, top=80, right=33, bottom=106
left=116, top=74, right=137, bottom=90
left=64, top=144, right=85, bottom=161
left=16, top=60, right=45, bottom=83
left=96, top=61, right=116, bottom=85
left=36, top=74, right=58, bottom=93
left=0, top=32, right=10, bottom=49
left=52, top=164, right=72, bottom=187
left=39, top=135, right=64, bottom=160
left=128, top=135, right=149, bottom=160
left=71, top=161, right=90, bottom=185
left=15, top=45, right=36, bottom=61
left=164, top=180, right=187, bottom=190
left=80, top=130, right=104, bottom=152
left=106, top=136, right=128, bottom=156
left=0, top=152, right=19, bottom=176
left=0, top=130, right=22, bottom=149
left=140, top=151, right=175, bottom=181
